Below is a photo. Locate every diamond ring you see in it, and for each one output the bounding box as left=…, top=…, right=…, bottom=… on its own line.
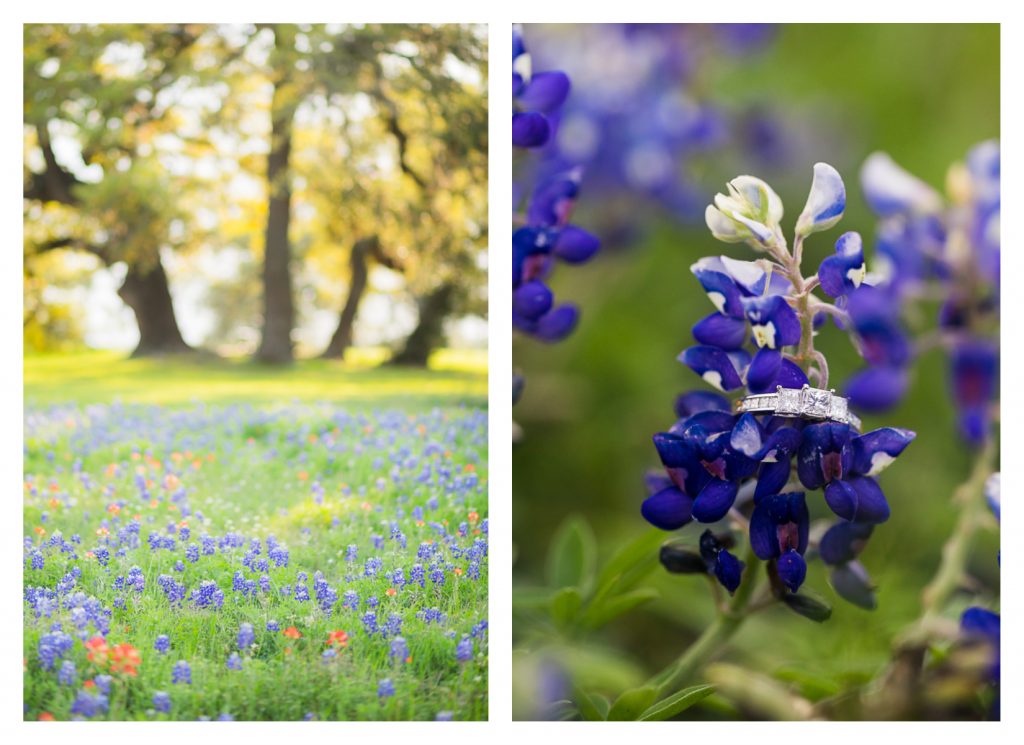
left=736, top=384, right=861, bottom=429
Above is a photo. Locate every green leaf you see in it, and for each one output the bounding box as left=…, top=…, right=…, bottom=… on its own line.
left=581, top=587, right=659, bottom=630
left=606, top=685, right=657, bottom=721
left=550, top=587, right=582, bottom=629
left=511, top=585, right=555, bottom=610
left=637, top=684, right=715, bottom=721
left=574, top=688, right=609, bottom=721
left=546, top=515, right=597, bottom=595
left=592, top=528, right=664, bottom=605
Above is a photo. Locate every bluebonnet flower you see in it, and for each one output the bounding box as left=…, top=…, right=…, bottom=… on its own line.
left=362, top=611, right=379, bottom=636
left=513, top=25, right=601, bottom=405
left=513, top=171, right=600, bottom=343
left=172, top=660, right=191, bottom=684
left=390, top=636, right=409, bottom=663
left=157, top=574, right=186, bottom=606
left=524, top=24, right=776, bottom=236
left=94, top=674, right=112, bottom=694
left=153, top=691, right=171, bottom=713
left=266, top=620, right=279, bottom=632
left=858, top=142, right=1000, bottom=443
left=154, top=634, right=170, bottom=654
left=436, top=711, right=454, bottom=721
left=661, top=529, right=745, bottom=594
left=456, top=636, right=473, bottom=663
left=512, top=25, right=570, bottom=149
left=189, top=580, right=224, bottom=610
left=70, top=689, right=109, bottom=718
left=58, top=659, right=77, bottom=686
left=37, top=630, right=74, bottom=670
left=226, top=652, right=243, bottom=670
left=647, top=164, right=914, bottom=602
left=378, top=678, right=395, bottom=699
left=237, top=623, right=254, bottom=650
left=269, top=545, right=289, bottom=568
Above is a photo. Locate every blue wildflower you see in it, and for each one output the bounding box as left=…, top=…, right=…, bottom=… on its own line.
left=153, top=691, right=171, bottom=714
left=172, top=660, right=191, bottom=684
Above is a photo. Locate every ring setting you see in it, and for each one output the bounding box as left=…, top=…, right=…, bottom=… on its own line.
left=736, top=384, right=861, bottom=429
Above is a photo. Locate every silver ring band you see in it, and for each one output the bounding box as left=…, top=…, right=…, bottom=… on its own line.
left=736, top=384, right=861, bottom=429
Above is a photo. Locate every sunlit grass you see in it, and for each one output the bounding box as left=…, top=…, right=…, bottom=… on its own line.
left=24, top=347, right=487, bottom=407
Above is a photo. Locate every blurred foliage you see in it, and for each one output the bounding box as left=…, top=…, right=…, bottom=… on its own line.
left=513, top=23, right=999, bottom=719
left=24, top=24, right=487, bottom=357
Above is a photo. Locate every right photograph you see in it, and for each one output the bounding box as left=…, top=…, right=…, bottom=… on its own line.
left=512, top=23, right=999, bottom=722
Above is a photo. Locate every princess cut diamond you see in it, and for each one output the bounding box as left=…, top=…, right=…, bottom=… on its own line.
left=801, top=387, right=832, bottom=418
left=828, top=395, right=849, bottom=423
left=776, top=388, right=802, bottom=416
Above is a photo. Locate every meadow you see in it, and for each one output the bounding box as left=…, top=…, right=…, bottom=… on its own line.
left=23, top=351, right=488, bottom=721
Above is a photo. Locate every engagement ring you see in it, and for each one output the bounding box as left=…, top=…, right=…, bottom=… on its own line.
left=736, top=384, right=861, bottom=429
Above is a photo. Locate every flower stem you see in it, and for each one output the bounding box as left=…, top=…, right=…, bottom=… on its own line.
left=900, top=438, right=997, bottom=645
left=648, top=543, right=762, bottom=698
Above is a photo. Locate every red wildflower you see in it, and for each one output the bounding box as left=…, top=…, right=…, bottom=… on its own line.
left=326, top=630, right=349, bottom=647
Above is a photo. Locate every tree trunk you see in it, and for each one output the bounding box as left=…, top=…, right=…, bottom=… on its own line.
left=321, top=236, right=377, bottom=359
left=117, top=260, right=192, bottom=357
left=255, top=39, right=296, bottom=365
left=390, top=282, right=456, bottom=367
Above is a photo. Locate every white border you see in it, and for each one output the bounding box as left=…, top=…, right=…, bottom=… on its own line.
left=3, top=2, right=1022, bottom=743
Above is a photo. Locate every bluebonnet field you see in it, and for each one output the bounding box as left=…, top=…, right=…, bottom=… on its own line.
left=23, top=353, right=488, bottom=721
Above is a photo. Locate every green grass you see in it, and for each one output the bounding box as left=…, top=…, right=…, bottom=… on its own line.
left=24, top=350, right=488, bottom=720
left=24, top=347, right=487, bottom=407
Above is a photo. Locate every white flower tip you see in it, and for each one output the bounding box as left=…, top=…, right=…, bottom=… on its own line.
left=796, top=162, right=846, bottom=236
left=861, top=151, right=942, bottom=216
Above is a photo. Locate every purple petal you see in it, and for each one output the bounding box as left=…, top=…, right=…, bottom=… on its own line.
left=741, top=295, right=801, bottom=349
left=819, top=521, right=873, bottom=565
left=552, top=226, right=600, bottom=263
left=692, top=312, right=748, bottom=350
left=512, top=281, right=553, bottom=321
left=674, top=391, right=731, bottom=418
left=745, top=347, right=781, bottom=392
left=797, top=422, right=853, bottom=489
left=749, top=499, right=778, bottom=559
left=753, top=460, right=790, bottom=501
left=691, top=263, right=745, bottom=318
left=679, top=346, right=745, bottom=391
left=844, top=366, right=909, bottom=412
left=847, top=476, right=890, bottom=524
left=776, top=549, right=807, bottom=593
left=691, top=479, right=738, bottom=523
left=533, top=305, right=579, bottom=342
left=773, top=359, right=810, bottom=390
left=641, top=486, right=694, bottom=531
left=512, top=112, right=550, bottom=148
left=851, top=427, right=916, bottom=477
left=713, top=550, right=745, bottom=594
left=516, top=71, right=570, bottom=114
left=729, top=413, right=764, bottom=457
left=823, top=480, right=859, bottom=521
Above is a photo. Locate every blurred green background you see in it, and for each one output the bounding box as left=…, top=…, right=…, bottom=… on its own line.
left=513, top=23, right=999, bottom=710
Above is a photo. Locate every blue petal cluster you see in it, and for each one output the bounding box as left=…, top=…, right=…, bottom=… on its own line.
left=513, top=27, right=600, bottom=349
left=646, top=164, right=916, bottom=604
left=521, top=24, right=777, bottom=238
left=857, top=142, right=1000, bottom=444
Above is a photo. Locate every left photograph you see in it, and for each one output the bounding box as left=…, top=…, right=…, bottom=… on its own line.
left=23, top=23, right=488, bottom=721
